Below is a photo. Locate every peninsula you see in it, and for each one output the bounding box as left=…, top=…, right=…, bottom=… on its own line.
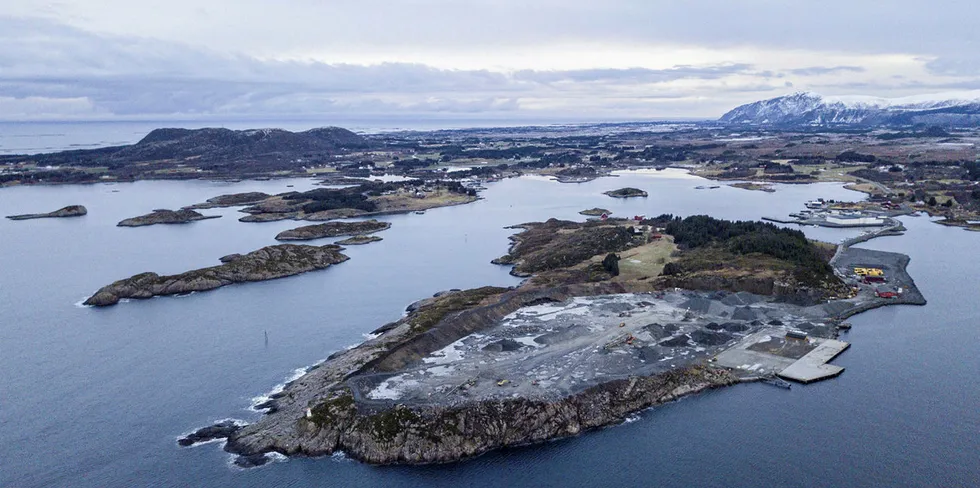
left=180, top=214, right=924, bottom=466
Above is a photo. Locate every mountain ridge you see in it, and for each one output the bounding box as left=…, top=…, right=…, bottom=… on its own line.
left=720, top=91, right=980, bottom=127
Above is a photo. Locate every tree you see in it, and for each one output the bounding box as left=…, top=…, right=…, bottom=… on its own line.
left=942, top=199, right=954, bottom=208
left=927, top=196, right=938, bottom=206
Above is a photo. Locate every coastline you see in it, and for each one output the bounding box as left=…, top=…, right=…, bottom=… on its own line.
left=180, top=209, right=926, bottom=467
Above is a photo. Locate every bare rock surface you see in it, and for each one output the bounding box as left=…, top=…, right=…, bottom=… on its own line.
left=117, top=209, right=220, bottom=227
left=275, top=219, right=391, bottom=241
left=84, top=244, right=348, bottom=306
left=335, top=235, right=383, bottom=245
left=185, top=192, right=270, bottom=209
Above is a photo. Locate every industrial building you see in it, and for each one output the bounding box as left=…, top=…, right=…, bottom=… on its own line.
left=826, top=214, right=885, bottom=226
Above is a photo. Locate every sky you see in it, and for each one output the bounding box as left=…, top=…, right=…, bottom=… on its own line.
left=1, top=0, right=979, bottom=124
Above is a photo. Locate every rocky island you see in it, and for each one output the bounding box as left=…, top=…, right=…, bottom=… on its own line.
left=275, top=219, right=391, bottom=241
left=180, top=214, right=924, bottom=466
left=335, top=236, right=383, bottom=245
left=579, top=208, right=611, bottom=216
left=238, top=181, right=478, bottom=223
left=117, top=209, right=221, bottom=227
left=6, top=205, right=87, bottom=220
left=84, top=244, right=348, bottom=306
left=185, top=192, right=271, bottom=209
left=603, top=187, right=648, bottom=198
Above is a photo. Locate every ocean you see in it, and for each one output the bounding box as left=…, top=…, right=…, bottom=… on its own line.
left=0, top=127, right=977, bottom=487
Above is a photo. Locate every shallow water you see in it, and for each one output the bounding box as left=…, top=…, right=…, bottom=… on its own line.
left=1, top=171, right=977, bottom=487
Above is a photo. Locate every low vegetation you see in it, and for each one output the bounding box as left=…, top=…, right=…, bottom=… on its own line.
left=407, top=287, right=510, bottom=333
left=495, top=219, right=638, bottom=275
left=648, top=215, right=839, bottom=287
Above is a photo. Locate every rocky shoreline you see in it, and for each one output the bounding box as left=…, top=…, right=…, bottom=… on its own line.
left=84, top=244, right=348, bottom=306
left=179, top=281, right=741, bottom=466
left=220, top=366, right=736, bottom=465
left=177, top=212, right=926, bottom=467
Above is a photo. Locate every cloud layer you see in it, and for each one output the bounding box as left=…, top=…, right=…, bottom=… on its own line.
left=1, top=2, right=980, bottom=123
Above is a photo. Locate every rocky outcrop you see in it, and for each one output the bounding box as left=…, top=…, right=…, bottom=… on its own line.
left=492, top=218, right=638, bottom=276
left=185, top=192, right=271, bottom=209
left=223, top=366, right=735, bottom=465
left=83, top=244, right=348, bottom=306
left=275, top=219, right=391, bottom=241
left=603, top=187, right=648, bottom=198
left=579, top=208, right=611, bottom=216
left=178, top=420, right=243, bottom=446
left=336, top=236, right=383, bottom=245
left=117, top=209, right=220, bottom=227
left=6, top=205, right=87, bottom=220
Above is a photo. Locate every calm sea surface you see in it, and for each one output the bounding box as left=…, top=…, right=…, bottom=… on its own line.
left=1, top=158, right=978, bottom=485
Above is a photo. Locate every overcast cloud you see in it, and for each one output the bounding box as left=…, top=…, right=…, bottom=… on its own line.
left=1, top=1, right=979, bottom=122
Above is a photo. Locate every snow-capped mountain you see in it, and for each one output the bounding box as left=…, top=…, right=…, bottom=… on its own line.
left=720, top=91, right=980, bottom=127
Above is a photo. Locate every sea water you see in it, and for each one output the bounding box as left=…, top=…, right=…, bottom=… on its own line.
left=1, top=166, right=977, bottom=487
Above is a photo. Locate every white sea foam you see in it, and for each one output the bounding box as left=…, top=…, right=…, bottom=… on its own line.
left=267, top=452, right=289, bottom=463
left=177, top=418, right=248, bottom=447
left=185, top=437, right=228, bottom=448
left=249, top=362, right=323, bottom=412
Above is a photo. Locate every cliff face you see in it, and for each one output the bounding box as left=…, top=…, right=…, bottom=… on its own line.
left=225, top=366, right=736, bottom=464
left=84, top=244, right=348, bottom=306
left=189, top=281, right=734, bottom=465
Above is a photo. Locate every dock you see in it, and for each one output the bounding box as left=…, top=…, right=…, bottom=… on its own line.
left=777, top=340, right=850, bottom=383
left=713, top=329, right=851, bottom=384
left=762, top=216, right=803, bottom=225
